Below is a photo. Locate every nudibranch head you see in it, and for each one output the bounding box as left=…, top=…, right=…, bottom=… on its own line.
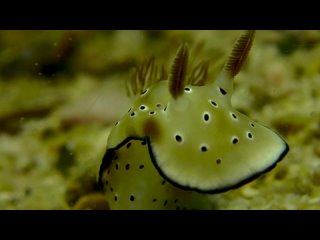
left=99, top=31, right=289, bottom=209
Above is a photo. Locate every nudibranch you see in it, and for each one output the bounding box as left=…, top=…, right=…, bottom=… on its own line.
left=98, top=30, right=289, bottom=210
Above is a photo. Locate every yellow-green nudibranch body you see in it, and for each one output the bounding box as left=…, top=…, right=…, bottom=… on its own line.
left=98, top=31, right=289, bottom=210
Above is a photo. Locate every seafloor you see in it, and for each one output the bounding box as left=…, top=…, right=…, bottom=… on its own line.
left=0, top=30, right=319, bottom=209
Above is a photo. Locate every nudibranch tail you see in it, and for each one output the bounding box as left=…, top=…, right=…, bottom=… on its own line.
left=168, top=43, right=189, bottom=99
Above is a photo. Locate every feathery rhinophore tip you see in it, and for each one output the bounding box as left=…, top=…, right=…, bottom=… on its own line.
left=223, top=30, right=255, bottom=78
left=169, top=43, right=189, bottom=99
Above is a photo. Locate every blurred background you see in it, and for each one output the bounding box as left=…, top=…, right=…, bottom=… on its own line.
left=1, top=30, right=320, bottom=209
